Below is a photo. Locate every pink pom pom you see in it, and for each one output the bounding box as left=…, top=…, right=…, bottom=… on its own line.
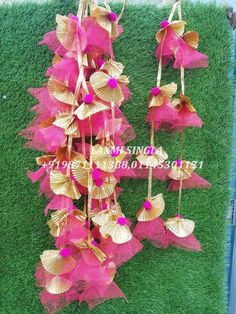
left=94, top=178, right=103, bottom=187
left=97, top=58, right=105, bottom=68
left=102, top=202, right=107, bottom=210
left=151, top=87, right=161, bottom=96
left=91, top=240, right=98, bottom=247
left=143, top=200, right=152, bottom=210
left=145, top=146, right=156, bottom=156
left=175, top=214, right=182, bottom=218
left=111, top=148, right=120, bottom=157
left=108, top=78, right=118, bottom=89
left=160, top=20, right=169, bottom=28
left=84, top=94, right=93, bottom=104
left=108, top=12, right=118, bottom=22
left=60, top=248, right=72, bottom=257
left=117, top=217, right=127, bottom=225
left=92, top=169, right=100, bottom=180
left=175, top=159, right=182, bottom=167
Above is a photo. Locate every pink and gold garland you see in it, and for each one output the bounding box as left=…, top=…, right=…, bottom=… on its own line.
left=133, top=0, right=211, bottom=250
left=22, top=0, right=211, bottom=312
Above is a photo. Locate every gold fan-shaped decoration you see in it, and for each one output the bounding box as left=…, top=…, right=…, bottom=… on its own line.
left=148, top=83, right=177, bottom=108
left=136, top=193, right=165, bottom=222
left=164, top=216, right=195, bottom=238
left=56, top=14, right=76, bottom=51
left=156, top=20, right=186, bottom=43
left=46, top=276, right=73, bottom=295
left=168, top=160, right=196, bottom=180
left=71, top=155, right=91, bottom=187
left=182, top=31, right=199, bottom=49
left=53, top=112, right=80, bottom=136
left=50, top=171, right=81, bottom=200
left=173, top=93, right=196, bottom=112
left=48, top=209, right=86, bottom=237
left=137, top=146, right=168, bottom=167
left=91, top=6, right=119, bottom=38
left=92, top=176, right=117, bottom=199
left=91, top=209, right=114, bottom=227
left=92, top=144, right=127, bottom=173
left=41, top=250, right=76, bottom=275
left=90, top=71, right=129, bottom=102
left=100, top=214, right=132, bottom=244
left=48, top=77, right=78, bottom=106
left=100, top=59, right=124, bottom=78
left=74, top=98, right=109, bottom=120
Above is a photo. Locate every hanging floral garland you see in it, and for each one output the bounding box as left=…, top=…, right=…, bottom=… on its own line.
left=134, top=0, right=211, bottom=251
left=21, top=0, right=212, bottom=312
left=22, top=1, right=143, bottom=312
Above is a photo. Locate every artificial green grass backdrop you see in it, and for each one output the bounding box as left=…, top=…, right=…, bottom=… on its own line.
left=0, top=1, right=233, bottom=313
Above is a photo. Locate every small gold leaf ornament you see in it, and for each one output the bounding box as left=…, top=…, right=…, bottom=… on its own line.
left=46, top=276, right=73, bottom=295
left=90, top=70, right=129, bottom=102
left=156, top=20, right=186, bottom=43
left=50, top=171, right=81, bottom=200
left=165, top=215, right=195, bottom=237
left=91, top=5, right=120, bottom=38
left=48, top=77, right=78, bottom=106
left=137, top=146, right=168, bottom=167
left=148, top=83, right=177, bottom=108
left=168, top=160, right=196, bottom=180
left=136, top=193, right=165, bottom=222
left=40, top=249, right=76, bottom=275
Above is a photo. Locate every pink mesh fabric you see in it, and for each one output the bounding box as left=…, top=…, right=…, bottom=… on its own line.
left=133, top=217, right=166, bottom=242
left=172, top=106, right=203, bottom=130
left=79, top=282, right=125, bottom=309
left=171, top=37, right=208, bottom=69
left=146, top=101, right=180, bottom=130
left=44, top=196, right=75, bottom=215
left=99, top=236, right=143, bottom=267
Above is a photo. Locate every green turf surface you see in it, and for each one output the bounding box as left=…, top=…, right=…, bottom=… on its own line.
left=0, top=1, right=233, bottom=313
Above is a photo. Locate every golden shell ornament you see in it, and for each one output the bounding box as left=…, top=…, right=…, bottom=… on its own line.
left=91, top=5, right=120, bottom=38
left=53, top=112, right=80, bottom=136
left=168, top=160, right=197, bottom=180
left=137, top=146, right=168, bottom=167
left=40, top=249, right=76, bottom=275
left=90, top=70, right=129, bottom=102
left=148, top=83, right=177, bottom=108
left=156, top=20, right=186, bottom=43
left=164, top=215, right=195, bottom=238
left=74, top=93, right=109, bottom=120
left=50, top=170, right=81, bottom=200
left=91, top=144, right=127, bottom=173
left=48, top=77, right=78, bottom=106
left=46, top=276, right=73, bottom=295
left=136, top=193, right=165, bottom=222
left=96, top=118, right=122, bottom=141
